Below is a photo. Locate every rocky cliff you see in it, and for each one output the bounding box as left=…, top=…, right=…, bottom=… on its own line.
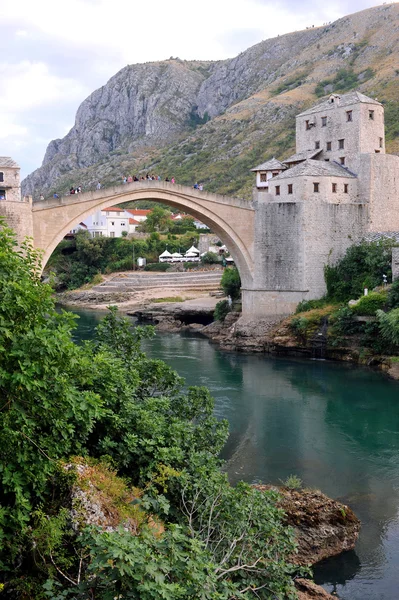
left=23, top=3, right=399, bottom=199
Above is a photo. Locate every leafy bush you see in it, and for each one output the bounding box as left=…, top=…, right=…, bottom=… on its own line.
left=376, top=308, right=399, bottom=349
left=351, top=291, right=387, bottom=316
left=324, top=239, right=396, bottom=302
left=289, top=316, right=310, bottom=343
left=0, top=222, right=303, bottom=596
left=214, top=299, right=230, bottom=322
left=201, top=251, right=220, bottom=264
left=221, top=267, right=241, bottom=300
left=387, top=279, right=399, bottom=309
left=144, top=262, right=171, bottom=271
left=295, top=298, right=328, bottom=313
left=329, top=306, right=359, bottom=335
left=183, top=262, right=200, bottom=269
left=283, top=475, right=303, bottom=490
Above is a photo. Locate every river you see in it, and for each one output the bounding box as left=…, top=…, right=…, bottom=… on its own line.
left=70, top=307, right=399, bottom=600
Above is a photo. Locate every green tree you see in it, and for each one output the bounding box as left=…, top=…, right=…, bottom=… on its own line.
left=142, top=206, right=171, bottom=233
left=221, top=266, right=241, bottom=300
left=324, top=239, right=396, bottom=302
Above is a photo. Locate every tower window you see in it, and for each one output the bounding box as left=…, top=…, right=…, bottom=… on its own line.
left=326, top=141, right=332, bottom=151
left=315, top=141, right=320, bottom=149
left=338, top=139, right=345, bottom=149
left=344, top=184, right=349, bottom=193
left=306, top=120, right=311, bottom=130
left=340, top=157, right=345, bottom=165
left=313, top=182, right=319, bottom=193
left=288, top=184, right=293, bottom=194
left=332, top=183, right=337, bottom=193
left=260, top=173, right=267, bottom=182
left=321, top=116, right=327, bottom=127
left=0, top=189, right=6, bottom=200
left=379, top=137, right=383, bottom=148
left=0, top=172, right=3, bottom=182
left=275, top=186, right=280, bottom=196
left=369, top=110, right=374, bottom=120
left=346, top=111, right=353, bottom=122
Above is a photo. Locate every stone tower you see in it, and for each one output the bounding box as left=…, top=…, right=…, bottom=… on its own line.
left=0, top=157, right=33, bottom=243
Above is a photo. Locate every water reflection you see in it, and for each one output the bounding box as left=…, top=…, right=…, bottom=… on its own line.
left=68, top=309, right=399, bottom=600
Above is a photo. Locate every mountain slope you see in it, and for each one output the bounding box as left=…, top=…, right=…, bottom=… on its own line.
left=22, top=3, right=399, bottom=200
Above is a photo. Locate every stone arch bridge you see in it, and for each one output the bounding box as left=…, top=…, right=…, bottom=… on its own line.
left=32, top=181, right=255, bottom=289
left=2, top=180, right=375, bottom=318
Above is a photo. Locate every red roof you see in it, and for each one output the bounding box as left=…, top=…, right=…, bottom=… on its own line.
left=129, top=218, right=141, bottom=224
left=103, top=206, right=124, bottom=212
left=125, top=209, right=152, bottom=216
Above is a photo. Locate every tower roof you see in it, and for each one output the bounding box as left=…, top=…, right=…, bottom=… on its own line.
left=283, top=149, right=322, bottom=164
left=250, top=158, right=286, bottom=172
left=297, top=91, right=382, bottom=118
left=271, top=159, right=357, bottom=180
left=0, top=157, right=20, bottom=168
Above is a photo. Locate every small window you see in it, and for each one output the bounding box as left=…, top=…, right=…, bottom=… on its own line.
left=0, top=172, right=3, bottom=182
left=313, top=182, right=319, bottom=193
left=321, top=116, right=327, bottom=127
left=344, top=184, right=349, bottom=194
left=305, top=120, right=310, bottom=130
left=369, top=110, right=374, bottom=120
left=121, top=222, right=125, bottom=226
left=0, top=189, right=6, bottom=200
left=379, top=137, right=383, bottom=148
left=340, top=157, right=345, bottom=165
left=324, top=159, right=330, bottom=162
left=326, top=141, right=332, bottom=151
left=110, top=232, right=115, bottom=238
left=260, top=173, right=267, bottom=182
left=315, top=141, right=320, bottom=150
left=275, top=186, right=280, bottom=196
left=338, top=139, right=345, bottom=149
left=111, top=221, right=115, bottom=225
left=332, top=183, right=337, bottom=193
left=272, top=171, right=279, bottom=177
left=288, top=184, right=293, bottom=194
left=346, top=111, right=353, bottom=122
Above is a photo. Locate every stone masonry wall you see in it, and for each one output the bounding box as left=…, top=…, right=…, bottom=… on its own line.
left=0, top=200, right=34, bottom=244
left=357, top=154, right=399, bottom=230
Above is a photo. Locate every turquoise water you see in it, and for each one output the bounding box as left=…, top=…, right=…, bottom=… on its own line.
left=70, top=308, right=399, bottom=600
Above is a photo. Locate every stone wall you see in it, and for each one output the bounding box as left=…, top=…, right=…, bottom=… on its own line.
left=357, top=154, right=399, bottom=230
left=0, top=199, right=34, bottom=244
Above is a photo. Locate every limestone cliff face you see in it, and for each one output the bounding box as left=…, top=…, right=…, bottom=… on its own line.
left=22, top=3, right=399, bottom=198
left=23, top=60, right=212, bottom=194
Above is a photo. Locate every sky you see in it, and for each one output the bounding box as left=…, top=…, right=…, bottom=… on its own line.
left=0, top=0, right=391, bottom=178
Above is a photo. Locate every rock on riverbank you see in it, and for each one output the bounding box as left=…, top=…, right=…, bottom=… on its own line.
left=254, top=485, right=360, bottom=567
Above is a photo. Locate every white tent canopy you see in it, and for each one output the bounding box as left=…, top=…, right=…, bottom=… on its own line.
left=159, top=249, right=172, bottom=258
left=171, top=252, right=182, bottom=257
left=185, top=245, right=199, bottom=255
left=185, top=251, right=198, bottom=257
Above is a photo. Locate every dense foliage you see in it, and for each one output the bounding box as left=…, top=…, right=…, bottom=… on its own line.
left=350, top=291, right=388, bottom=316
left=0, top=222, right=304, bottom=598
left=221, top=267, right=241, bottom=300
left=324, top=238, right=397, bottom=302
left=48, top=230, right=199, bottom=289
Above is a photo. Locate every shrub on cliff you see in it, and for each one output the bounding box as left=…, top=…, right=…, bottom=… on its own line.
left=324, top=238, right=397, bottom=302
left=350, top=291, right=388, bottom=316
left=0, top=221, right=303, bottom=598
left=221, top=266, right=241, bottom=300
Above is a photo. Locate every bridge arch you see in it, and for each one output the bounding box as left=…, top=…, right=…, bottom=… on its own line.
left=32, top=181, right=255, bottom=288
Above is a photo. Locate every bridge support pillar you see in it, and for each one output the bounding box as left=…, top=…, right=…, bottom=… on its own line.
left=246, top=189, right=368, bottom=318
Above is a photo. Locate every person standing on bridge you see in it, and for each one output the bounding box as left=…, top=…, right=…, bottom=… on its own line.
left=199, top=183, right=203, bottom=191
left=96, top=182, right=101, bottom=190
left=127, top=175, right=133, bottom=183
left=171, top=177, right=175, bottom=184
